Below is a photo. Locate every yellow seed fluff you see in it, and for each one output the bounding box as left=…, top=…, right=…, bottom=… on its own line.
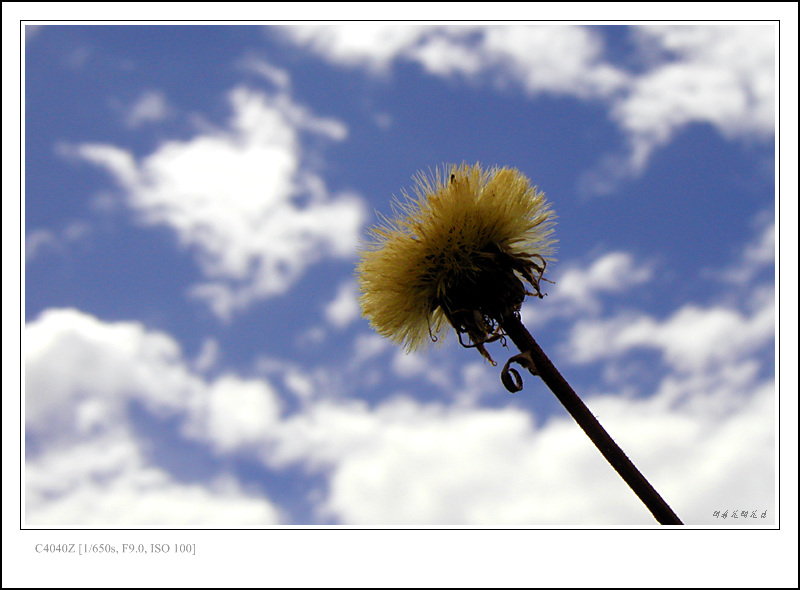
left=357, top=162, right=556, bottom=352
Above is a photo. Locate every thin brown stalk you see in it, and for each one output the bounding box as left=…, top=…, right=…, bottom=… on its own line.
left=500, top=312, right=683, bottom=525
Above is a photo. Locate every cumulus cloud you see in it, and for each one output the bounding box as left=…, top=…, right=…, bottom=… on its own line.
left=26, top=435, right=281, bottom=526
left=262, top=387, right=773, bottom=525
left=324, top=280, right=360, bottom=329
left=557, top=252, right=653, bottom=305
left=566, top=295, right=774, bottom=372
left=281, top=24, right=627, bottom=98
left=267, top=273, right=774, bottom=526
left=192, top=337, right=220, bottom=373
left=26, top=309, right=191, bottom=439
left=351, top=333, right=390, bottom=365
left=608, top=25, right=775, bottom=179
left=26, top=221, right=90, bottom=261
left=66, top=85, right=366, bottom=319
left=278, top=24, right=774, bottom=191
left=122, top=90, right=171, bottom=128
left=184, top=377, right=282, bottom=454
left=565, top=222, right=775, bottom=373
left=239, top=55, right=292, bottom=90
left=25, top=303, right=774, bottom=526
left=717, top=219, right=775, bottom=286
left=256, top=211, right=771, bottom=524
left=477, top=25, right=627, bottom=98
left=526, top=215, right=775, bottom=417
left=391, top=348, right=452, bottom=392
left=280, top=25, right=431, bottom=73
left=25, top=308, right=283, bottom=525
left=521, top=251, right=653, bottom=327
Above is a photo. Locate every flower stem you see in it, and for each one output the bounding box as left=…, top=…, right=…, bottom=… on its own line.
left=500, top=312, right=683, bottom=525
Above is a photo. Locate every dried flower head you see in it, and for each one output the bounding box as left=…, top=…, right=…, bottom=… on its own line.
left=357, top=162, right=556, bottom=363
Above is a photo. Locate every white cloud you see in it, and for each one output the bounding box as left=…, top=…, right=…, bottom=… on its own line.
left=25, top=308, right=194, bottom=440
left=718, top=219, right=775, bottom=286
left=478, top=25, right=627, bottom=98
left=280, top=25, right=430, bottom=73
left=67, top=85, right=365, bottom=319
left=628, top=26, right=774, bottom=137
left=184, top=376, right=282, bottom=454
left=281, top=24, right=626, bottom=99
left=25, top=221, right=90, bottom=261
left=351, top=333, right=390, bottom=364
left=257, top=217, right=773, bottom=525
left=521, top=251, right=653, bottom=327
left=405, top=27, right=485, bottom=77
left=324, top=280, right=360, bottom=328
left=278, top=24, right=774, bottom=190
left=192, top=337, right=220, bottom=373
left=455, top=361, right=500, bottom=406
left=283, top=369, right=315, bottom=401
left=564, top=222, right=775, bottom=373
left=557, top=252, right=653, bottom=305
left=348, top=333, right=392, bottom=389
left=25, top=308, right=283, bottom=525
left=123, top=90, right=171, bottom=128
left=581, top=25, right=775, bottom=193
left=26, top=304, right=774, bottom=526
left=26, top=435, right=281, bottom=526
left=239, top=55, right=291, bottom=90
left=25, top=230, right=58, bottom=260
left=566, top=291, right=774, bottom=373
left=26, top=308, right=286, bottom=454
left=743, top=221, right=776, bottom=270
left=391, top=348, right=452, bottom=391
left=263, top=387, right=773, bottom=525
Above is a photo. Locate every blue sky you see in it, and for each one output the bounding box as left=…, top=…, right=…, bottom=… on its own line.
left=22, top=21, right=781, bottom=533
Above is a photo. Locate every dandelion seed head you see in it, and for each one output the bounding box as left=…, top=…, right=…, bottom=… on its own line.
left=357, top=162, right=557, bottom=356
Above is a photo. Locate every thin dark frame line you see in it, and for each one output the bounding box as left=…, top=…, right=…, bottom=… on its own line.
left=18, top=19, right=781, bottom=531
